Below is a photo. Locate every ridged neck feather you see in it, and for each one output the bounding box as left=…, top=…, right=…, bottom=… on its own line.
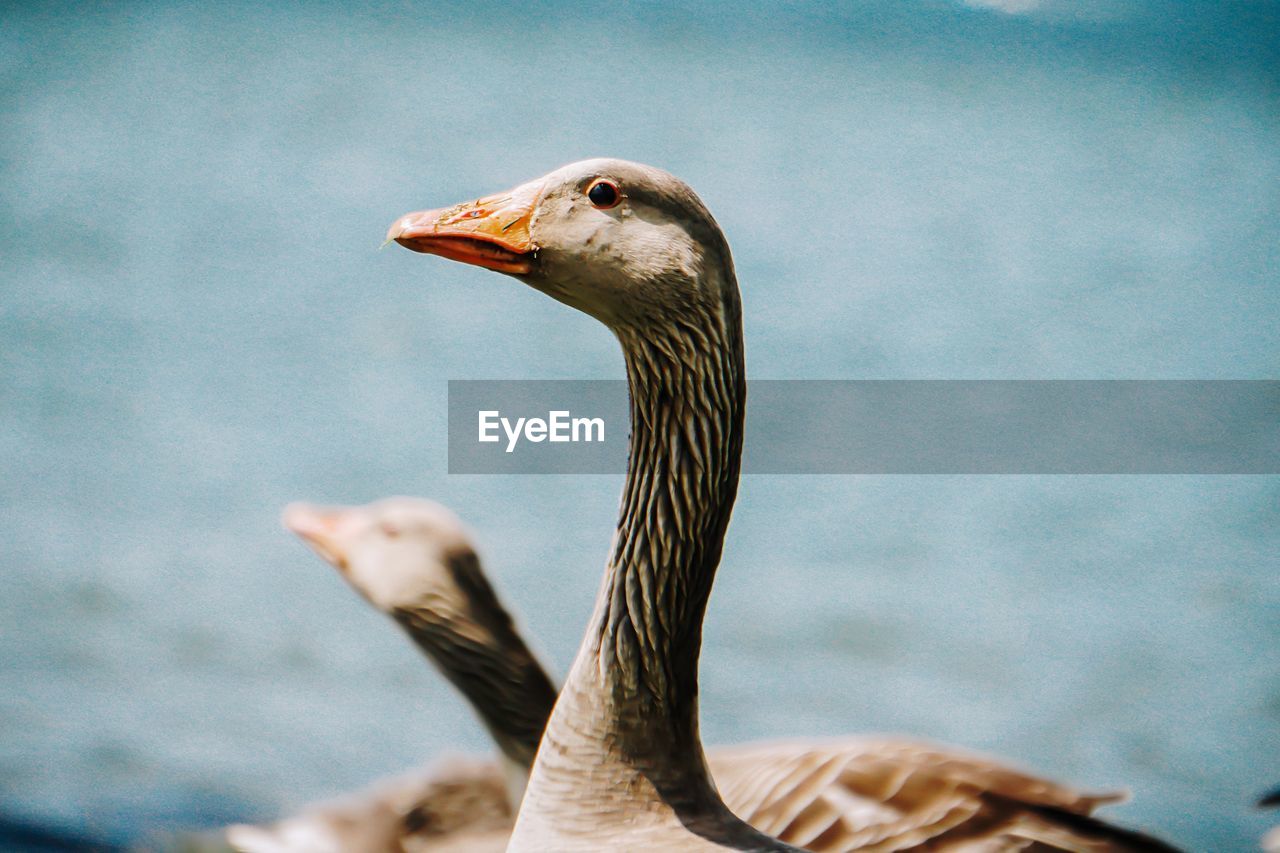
left=600, top=311, right=745, bottom=745
left=555, top=254, right=747, bottom=780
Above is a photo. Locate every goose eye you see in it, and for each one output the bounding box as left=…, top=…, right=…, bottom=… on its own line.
left=587, top=179, right=621, bottom=209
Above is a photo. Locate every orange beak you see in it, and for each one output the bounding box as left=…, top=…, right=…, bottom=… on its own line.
left=282, top=502, right=350, bottom=569
left=386, top=178, right=540, bottom=275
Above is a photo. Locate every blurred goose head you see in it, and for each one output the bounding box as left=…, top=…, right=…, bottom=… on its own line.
left=283, top=497, right=474, bottom=613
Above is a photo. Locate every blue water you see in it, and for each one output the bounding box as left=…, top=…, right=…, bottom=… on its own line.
left=2, top=1, right=1277, bottom=848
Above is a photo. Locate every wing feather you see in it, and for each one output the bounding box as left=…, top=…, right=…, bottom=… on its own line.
left=707, top=738, right=1171, bottom=852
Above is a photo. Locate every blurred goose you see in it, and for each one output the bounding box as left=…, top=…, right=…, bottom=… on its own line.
left=231, top=496, right=1172, bottom=852
left=385, top=159, right=1177, bottom=850
left=225, top=497, right=544, bottom=853
left=279, top=499, right=555, bottom=810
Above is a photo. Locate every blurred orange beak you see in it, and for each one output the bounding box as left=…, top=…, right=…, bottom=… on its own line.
left=282, top=502, right=349, bottom=569
left=386, top=179, right=540, bottom=275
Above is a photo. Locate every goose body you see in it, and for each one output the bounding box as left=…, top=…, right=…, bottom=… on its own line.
left=379, top=159, right=1177, bottom=851
left=227, top=756, right=513, bottom=853
left=230, top=496, right=1172, bottom=852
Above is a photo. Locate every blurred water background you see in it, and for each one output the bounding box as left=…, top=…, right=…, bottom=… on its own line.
left=2, top=1, right=1278, bottom=848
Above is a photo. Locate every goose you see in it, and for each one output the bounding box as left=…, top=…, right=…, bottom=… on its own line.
left=385, top=159, right=1178, bottom=851
left=229, top=495, right=1173, bottom=851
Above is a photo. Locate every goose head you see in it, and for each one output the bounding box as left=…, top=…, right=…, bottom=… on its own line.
left=282, top=497, right=474, bottom=613
left=386, top=158, right=736, bottom=332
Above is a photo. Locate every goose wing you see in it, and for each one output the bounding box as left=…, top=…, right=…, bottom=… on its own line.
left=710, top=738, right=1176, bottom=852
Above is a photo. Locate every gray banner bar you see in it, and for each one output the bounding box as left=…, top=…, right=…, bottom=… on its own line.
left=447, top=380, right=1279, bottom=474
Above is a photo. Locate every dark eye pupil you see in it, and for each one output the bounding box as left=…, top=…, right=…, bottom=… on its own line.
left=589, top=181, right=618, bottom=208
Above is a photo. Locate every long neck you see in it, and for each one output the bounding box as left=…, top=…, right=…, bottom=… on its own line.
left=391, top=549, right=559, bottom=771
left=593, top=310, right=746, bottom=764
left=515, top=259, right=780, bottom=851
